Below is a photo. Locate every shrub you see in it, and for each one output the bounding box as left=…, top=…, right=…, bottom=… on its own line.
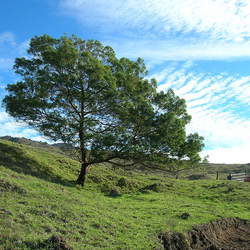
left=117, top=177, right=128, bottom=187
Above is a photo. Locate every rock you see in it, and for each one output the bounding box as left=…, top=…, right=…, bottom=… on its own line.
left=179, top=213, right=190, bottom=220
left=108, top=188, right=121, bottom=197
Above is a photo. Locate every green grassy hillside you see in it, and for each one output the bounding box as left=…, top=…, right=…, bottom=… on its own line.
left=1, top=139, right=250, bottom=249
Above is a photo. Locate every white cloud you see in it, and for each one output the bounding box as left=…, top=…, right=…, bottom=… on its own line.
left=0, top=32, right=28, bottom=72
left=0, top=111, right=9, bottom=123
left=0, top=58, right=14, bottom=70
left=201, top=145, right=250, bottom=164
left=0, top=110, right=48, bottom=142
left=155, top=64, right=250, bottom=163
left=106, top=38, right=250, bottom=61
left=187, top=110, right=250, bottom=147
left=59, top=0, right=250, bottom=61
left=30, top=136, right=51, bottom=143
left=0, top=32, right=16, bottom=46
left=61, top=0, right=250, bottom=42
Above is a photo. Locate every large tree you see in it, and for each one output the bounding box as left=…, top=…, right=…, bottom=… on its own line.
left=3, top=34, right=204, bottom=185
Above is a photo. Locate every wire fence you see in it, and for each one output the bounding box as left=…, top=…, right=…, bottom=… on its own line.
left=226, top=172, right=250, bottom=182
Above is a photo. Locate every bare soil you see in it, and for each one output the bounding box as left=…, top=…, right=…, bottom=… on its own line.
left=0, top=179, right=26, bottom=194
left=160, top=218, right=250, bottom=250
left=39, top=235, right=72, bottom=250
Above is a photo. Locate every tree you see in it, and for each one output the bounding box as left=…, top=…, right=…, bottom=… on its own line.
left=158, top=133, right=205, bottom=178
left=202, top=155, right=209, bottom=164
left=3, top=34, right=204, bottom=186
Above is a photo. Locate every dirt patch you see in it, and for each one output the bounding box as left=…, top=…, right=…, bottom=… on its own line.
left=0, top=208, right=13, bottom=217
left=39, top=235, right=72, bottom=250
left=187, top=174, right=210, bottom=180
left=140, top=183, right=163, bottom=192
left=0, top=179, right=26, bottom=194
left=160, top=218, right=250, bottom=250
left=0, top=234, right=72, bottom=250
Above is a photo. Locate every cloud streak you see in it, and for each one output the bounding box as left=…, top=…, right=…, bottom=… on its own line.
left=61, top=0, right=250, bottom=41
left=60, top=0, right=250, bottom=61
left=155, top=63, right=250, bottom=163
left=0, top=32, right=16, bottom=46
left=0, top=32, right=29, bottom=70
left=105, top=38, right=250, bottom=62
left=0, top=111, right=49, bottom=142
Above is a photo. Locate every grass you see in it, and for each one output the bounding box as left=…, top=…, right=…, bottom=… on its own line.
left=0, top=139, right=250, bottom=249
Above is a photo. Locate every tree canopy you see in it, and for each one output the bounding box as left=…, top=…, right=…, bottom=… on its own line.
left=3, top=34, right=204, bottom=185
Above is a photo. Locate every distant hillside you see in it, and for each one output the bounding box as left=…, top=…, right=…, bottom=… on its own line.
left=52, top=142, right=74, bottom=149
left=1, top=136, right=249, bottom=180
left=0, top=136, right=73, bottom=149
left=0, top=136, right=52, bottom=148
left=200, top=162, right=250, bottom=180
left=0, top=136, right=74, bottom=158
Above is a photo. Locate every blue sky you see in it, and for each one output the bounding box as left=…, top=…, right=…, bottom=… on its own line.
left=1, top=0, right=250, bottom=163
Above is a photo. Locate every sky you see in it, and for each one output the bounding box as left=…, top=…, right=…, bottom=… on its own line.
left=0, top=0, right=250, bottom=163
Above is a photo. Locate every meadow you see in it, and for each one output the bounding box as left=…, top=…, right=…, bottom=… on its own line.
left=1, top=138, right=250, bottom=249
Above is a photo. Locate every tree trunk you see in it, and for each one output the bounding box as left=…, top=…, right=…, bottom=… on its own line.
left=76, top=162, right=88, bottom=186
left=77, top=122, right=88, bottom=186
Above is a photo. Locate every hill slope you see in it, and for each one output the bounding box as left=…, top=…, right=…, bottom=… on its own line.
left=0, top=139, right=250, bottom=249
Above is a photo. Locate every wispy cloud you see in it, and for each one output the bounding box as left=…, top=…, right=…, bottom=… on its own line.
left=0, top=58, right=13, bottom=70
left=0, top=111, right=49, bottom=142
left=60, top=0, right=250, bottom=42
left=0, top=32, right=16, bottom=46
left=155, top=63, right=250, bottom=163
left=105, top=38, right=250, bottom=61
left=0, top=32, right=29, bottom=71
left=60, top=0, right=250, bottom=61
left=0, top=32, right=16, bottom=71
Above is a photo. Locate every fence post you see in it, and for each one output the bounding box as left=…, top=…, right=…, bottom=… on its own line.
left=216, top=171, right=219, bottom=180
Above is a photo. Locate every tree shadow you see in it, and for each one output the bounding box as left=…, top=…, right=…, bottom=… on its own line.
left=0, top=142, right=75, bottom=187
